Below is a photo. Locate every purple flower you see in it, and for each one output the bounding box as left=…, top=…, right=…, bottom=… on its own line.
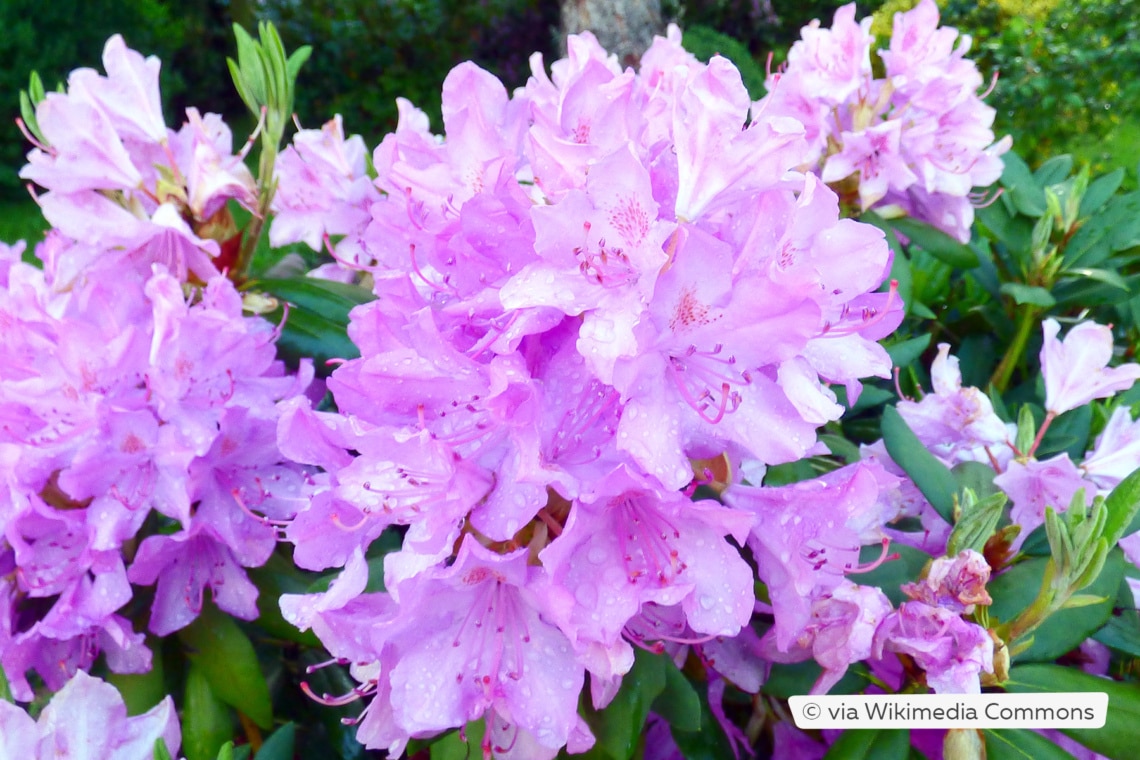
left=994, top=454, right=1093, bottom=547
left=902, top=550, right=992, bottom=614
left=1041, top=318, right=1140, bottom=416
left=0, top=670, right=180, bottom=759
left=724, top=461, right=898, bottom=651
left=873, top=601, right=993, bottom=693
left=897, top=343, right=1012, bottom=467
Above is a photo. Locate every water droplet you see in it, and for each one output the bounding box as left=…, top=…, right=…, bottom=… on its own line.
left=699, top=595, right=715, bottom=610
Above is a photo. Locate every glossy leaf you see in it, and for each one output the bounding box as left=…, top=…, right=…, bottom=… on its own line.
left=183, top=662, right=235, bottom=760
left=1093, top=609, right=1140, bottom=658
left=668, top=686, right=736, bottom=760
left=885, top=334, right=932, bottom=371
left=999, top=282, right=1056, bottom=308
left=1002, top=152, right=1048, bottom=217
left=255, top=723, right=296, bottom=760
left=988, top=550, right=1123, bottom=662
left=178, top=602, right=274, bottom=729
left=822, top=728, right=910, bottom=760
left=983, top=728, right=1078, bottom=759
left=1005, top=664, right=1140, bottom=759
left=1103, top=466, right=1140, bottom=543
left=881, top=405, right=957, bottom=522
left=651, top=656, right=701, bottom=733
left=249, top=277, right=373, bottom=325
left=582, top=648, right=667, bottom=760
left=889, top=217, right=980, bottom=268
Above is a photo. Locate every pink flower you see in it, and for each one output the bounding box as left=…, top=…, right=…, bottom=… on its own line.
left=0, top=670, right=180, bottom=759
left=1041, top=318, right=1140, bottom=415
left=874, top=601, right=993, bottom=693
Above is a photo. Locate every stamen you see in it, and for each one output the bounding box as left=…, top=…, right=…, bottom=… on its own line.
left=844, top=537, right=899, bottom=574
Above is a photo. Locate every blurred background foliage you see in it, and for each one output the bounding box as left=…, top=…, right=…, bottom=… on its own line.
left=1, top=0, right=1138, bottom=204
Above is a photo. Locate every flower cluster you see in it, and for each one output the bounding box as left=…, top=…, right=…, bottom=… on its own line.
left=757, top=0, right=1011, bottom=242
left=273, top=23, right=913, bottom=757
left=1, top=39, right=311, bottom=700
left=19, top=35, right=255, bottom=289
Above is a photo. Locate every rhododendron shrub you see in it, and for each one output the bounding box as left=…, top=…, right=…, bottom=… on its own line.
left=5, top=4, right=1140, bottom=760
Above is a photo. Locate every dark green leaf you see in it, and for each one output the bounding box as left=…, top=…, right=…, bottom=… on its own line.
left=1005, top=664, right=1140, bottom=759
left=270, top=305, right=360, bottom=377
left=183, top=662, right=235, bottom=760
left=952, top=461, right=1001, bottom=501
left=1104, top=466, right=1140, bottom=543
left=249, top=277, right=373, bottom=325
left=668, top=683, right=737, bottom=760
left=983, top=728, right=1077, bottom=759
left=762, top=661, right=873, bottom=698
left=885, top=334, right=932, bottom=371
left=889, top=217, right=979, bottom=268
left=977, top=202, right=1032, bottom=259
left=1034, top=155, right=1073, bottom=186
left=1038, top=404, right=1093, bottom=461
left=823, top=728, right=910, bottom=760
left=999, top=282, right=1056, bottom=308
left=582, top=648, right=667, bottom=760
left=1078, top=169, right=1124, bottom=218
left=1093, top=610, right=1140, bottom=658
left=988, top=550, right=1123, bottom=662
left=1062, top=267, right=1130, bottom=291
left=651, top=655, right=702, bottom=732
left=255, top=723, right=295, bottom=760
left=1002, top=152, right=1048, bottom=217
left=178, top=603, right=274, bottom=729
left=881, top=405, right=957, bottom=522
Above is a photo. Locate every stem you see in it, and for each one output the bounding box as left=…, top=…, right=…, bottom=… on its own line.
left=1026, top=411, right=1056, bottom=460
left=990, top=306, right=1040, bottom=392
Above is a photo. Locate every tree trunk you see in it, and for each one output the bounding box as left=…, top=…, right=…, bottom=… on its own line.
left=558, top=0, right=664, bottom=67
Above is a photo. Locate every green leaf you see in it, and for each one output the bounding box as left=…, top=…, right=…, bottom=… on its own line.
left=1076, top=169, right=1121, bottom=219
left=1038, top=404, right=1093, bottom=461
left=977, top=201, right=1032, bottom=258
left=885, top=334, right=932, bottom=371
left=178, top=602, right=274, bottom=729
left=1002, top=152, right=1048, bottom=217
left=983, top=728, right=1078, bottom=759
left=250, top=277, right=373, bottom=324
left=651, top=656, right=702, bottom=732
left=582, top=648, right=667, bottom=760
left=762, top=661, right=873, bottom=698
left=269, top=305, right=360, bottom=377
left=988, top=550, right=1123, bottom=662
left=668, top=683, right=738, bottom=760
left=1005, top=664, right=1140, bottom=759
left=1103, top=466, right=1140, bottom=543
left=947, top=490, right=1007, bottom=556
left=1035, top=155, right=1074, bottom=186
left=999, top=282, right=1056, bottom=307
left=888, top=217, right=979, bottom=268
left=1093, top=609, right=1140, bottom=658
left=823, top=728, right=910, bottom=760
left=154, top=739, right=175, bottom=760
left=0, top=665, right=11, bottom=703
left=254, top=723, right=295, bottom=760
left=881, top=405, right=957, bottom=522
left=1062, top=267, right=1130, bottom=291
left=183, top=662, right=235, bottom=760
